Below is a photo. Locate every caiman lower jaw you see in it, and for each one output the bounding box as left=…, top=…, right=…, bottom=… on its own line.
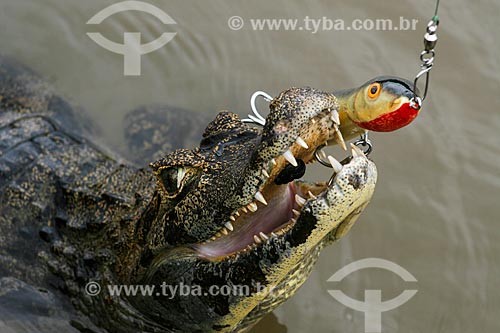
left=195, top=141, right=371, bottom=261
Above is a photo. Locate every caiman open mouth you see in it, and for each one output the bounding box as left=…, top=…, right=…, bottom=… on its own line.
left=196, top=108, right=367, bottom=260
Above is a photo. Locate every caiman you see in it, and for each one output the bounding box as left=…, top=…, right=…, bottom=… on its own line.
left=0, top=56, right=417, bottom=332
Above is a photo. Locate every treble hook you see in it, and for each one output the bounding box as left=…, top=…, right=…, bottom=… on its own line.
left=354, top=132, right=373, bottom=155
left=316, top=132, right=373, bottom=186
left=242, top=91, right=273, bottom=126
left=315, top=132, right=372, bottom=170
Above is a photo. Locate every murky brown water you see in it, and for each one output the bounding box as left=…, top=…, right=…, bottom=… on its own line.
left=1, top=0, right=499, bottom=332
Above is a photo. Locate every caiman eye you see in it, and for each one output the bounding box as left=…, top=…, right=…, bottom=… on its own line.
left=367, top=82, right=381, bottom=99
left=157, top=166, right=197, bottom=197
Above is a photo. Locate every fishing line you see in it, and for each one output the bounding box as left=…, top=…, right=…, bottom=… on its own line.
left=409, top=0, right=441, bottom=110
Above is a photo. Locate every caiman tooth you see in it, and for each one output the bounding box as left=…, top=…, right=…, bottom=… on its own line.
left=296, top=136, right=309, bottom=149
left=327, top=155, right=343, bottom=173
left=271, top=232, right=278, bottom=237
left=283, top=149, right=298, bottom=167
left=350, top=143, right=366, bottom=158
left=311, top=118, right=317, bottom=124
left=241, top=207, right=248, bottom=213
left=259, top=232, right=269, bottom=240
left=307, top=191, right=317, bottom=199
left=334, top=124, right=347, bottom=151
left=221, top=228, right=228, bottom=235
left=229, top=215, right=236, bottom=221
left=271, top=158, right=277, bottom=165
left=295, top=194, right=306, bottom=206
left=262, top=169, right=270, bottom=178
left=247, top=202, right=258, bottom=212
left=292, top=209, right=300, bottom=217
left=331, top=109, right=340, bottom=125
left=235, top=211, right=240, bottom=217
left=224, top=221, right=234, bottom=231
left=254, top=191, right=268, bottom=205
left=253, top=235, right=262, bottom=244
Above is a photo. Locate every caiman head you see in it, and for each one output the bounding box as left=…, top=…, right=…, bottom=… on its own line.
left=130, top=78, right=414, bottom=332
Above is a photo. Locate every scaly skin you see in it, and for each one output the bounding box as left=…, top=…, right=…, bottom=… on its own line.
left=0, top=56, right=415, bottom=333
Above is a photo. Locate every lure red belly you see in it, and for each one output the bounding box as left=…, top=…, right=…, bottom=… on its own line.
left=354, top=103, right=420, bottom=132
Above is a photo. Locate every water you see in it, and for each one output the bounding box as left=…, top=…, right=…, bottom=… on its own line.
left=0, top=0, right=499, bottom=332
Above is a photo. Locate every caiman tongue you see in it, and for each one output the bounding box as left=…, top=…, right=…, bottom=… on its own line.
left=196, top=183, right=297, bottom=258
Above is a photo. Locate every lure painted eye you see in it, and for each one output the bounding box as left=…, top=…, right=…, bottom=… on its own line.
left=367, top=82, right=381, bottom=99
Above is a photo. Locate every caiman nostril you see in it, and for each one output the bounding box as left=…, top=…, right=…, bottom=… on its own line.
left=274, top=159, right=306, bottom=185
